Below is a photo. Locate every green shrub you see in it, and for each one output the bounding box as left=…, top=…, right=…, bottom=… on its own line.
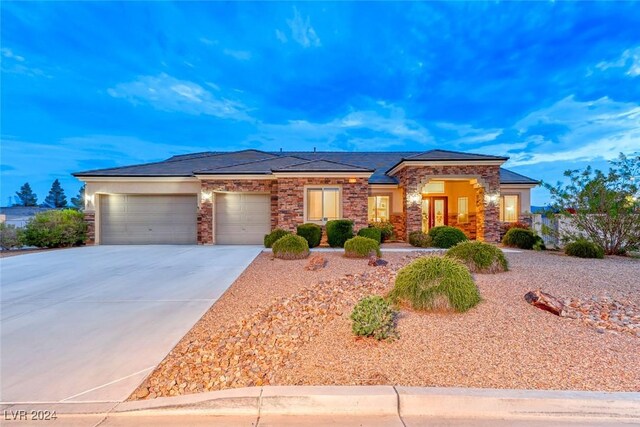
left=326, top=219, right=354, bottom=248
left=502, top=228, right=536, bottom=249
left=357, top=227, right=382, bottom=244
left=272, top=234, right=310, bottom=260
left=22, top=209, right=87, bottom=248
left=408, top=231, right=432, bottom=248
left=446, top=241, right=508, bottom=273
left=388, top=256, right=480, bottom=312
left=344, top=236, right=381, bottom=258
left=369, top=221, right=394, bottom=242
left=0, top=223, right=24, bottom=250
left=350, top=295, right=397, bottom=340
left=533, top=235, right=546, bottom=251
left=565, top=239, right=604, bottom=259
left=296, top=223, right=322, bottom=248
left=427, top=226, right=468, bottom=248
left=264, top=228, right=290, bottom=248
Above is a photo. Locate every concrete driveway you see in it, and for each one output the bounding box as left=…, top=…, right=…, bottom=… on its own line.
left=0, top=245, right=261, bottom=404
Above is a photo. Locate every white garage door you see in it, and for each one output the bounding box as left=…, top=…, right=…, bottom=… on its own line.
left=100, top=195, right=197, bottom=245
left=215, top=193, right=271, bottom=244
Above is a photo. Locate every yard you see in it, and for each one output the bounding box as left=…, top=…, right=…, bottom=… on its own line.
left=132, top=250, right=640, bottom=400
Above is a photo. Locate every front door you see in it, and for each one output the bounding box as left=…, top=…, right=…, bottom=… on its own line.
left=421, top=196, right=448, bottom=232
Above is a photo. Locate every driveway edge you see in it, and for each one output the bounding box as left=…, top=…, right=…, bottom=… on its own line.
left=102, top=386, right=640, bottom=421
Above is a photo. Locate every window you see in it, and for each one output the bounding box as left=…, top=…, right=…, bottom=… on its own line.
left=500, top=195, right=519, bottom=222
left=424, top=181, right=445, bottom=194
left=368, top=195, right=390, bottom=222
left=457, top=197, right=469, bottom=224
left=306, top=187, right=340, bottom=222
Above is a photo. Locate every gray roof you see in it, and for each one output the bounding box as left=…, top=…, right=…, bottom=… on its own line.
left=74, top=149, right=538, bottom=185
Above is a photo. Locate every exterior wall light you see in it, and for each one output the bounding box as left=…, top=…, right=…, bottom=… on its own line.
left=201, top=191, right=213, bottom=202
left=407, top=192, right=422, bottom=205
left=85, top=193, right=95, bottom=209
left=484, top=192, right=499, bottom=205
left=348, top=178, right=357, bottom=183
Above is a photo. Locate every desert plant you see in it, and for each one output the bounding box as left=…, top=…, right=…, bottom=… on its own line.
left=0, top=223, right=24, bottom=250
left=408, top=231, right=432, bottom=248
left=565, top=239, right=605, bottom=259
left=446, top=241, right=508, bottom=273
left=344, top=236, right=381, bottom=258
left=543, top=152, right=639, bottom=255
left=350, top=295, right=397, bottom=340
left=427, top=226, right=468, bottom=248
left=388, top=256, right=480, bottom=312
left=22, top=209, right=87, bottom=248
left=326, top=219, right=354, bottom=248
left=296, top=223, right=322, bottom=248
left=368, top=221, right=394, bottom=242
left=264, top=228, right=290, bottom=248
left=357, top=227, right=382, bottom=244
left=502, top=228, right=537, bottom=249
left=272, top=234, right=310, bottom=260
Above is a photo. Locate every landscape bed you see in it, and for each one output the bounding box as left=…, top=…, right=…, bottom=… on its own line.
left=131, top=250, right=640, bottom=400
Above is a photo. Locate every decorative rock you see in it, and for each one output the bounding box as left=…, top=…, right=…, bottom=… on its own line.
left=305, top=255, right=327, bottom=271
left=368, top=255, right=388, bottom=267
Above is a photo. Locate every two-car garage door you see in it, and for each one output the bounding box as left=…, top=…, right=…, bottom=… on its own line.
left=99, top=193, right=270, bottom=245
left=100, top=195, right=197, bottom=245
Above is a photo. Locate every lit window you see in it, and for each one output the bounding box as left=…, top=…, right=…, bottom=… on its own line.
left=458, top=197, right=469, bottom=224
left=424, top=181, right=445, bottom=194
left=368, top=196, right=390, bottom=222
left=500, top=195, right=519, bottom=222
left=307, top=188, right=340, bottom=222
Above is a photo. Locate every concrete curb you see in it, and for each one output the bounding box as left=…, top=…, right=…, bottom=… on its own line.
left=104, top=386, right=639, bottom=421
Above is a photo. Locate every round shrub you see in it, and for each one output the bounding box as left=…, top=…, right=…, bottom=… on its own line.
left=264, top=229, right=290, bottom=248
left=446, top=241, right=508, bottom=273
left=502, top=228, right=536, bottom=249
left=565, top=239, right=604, bottom=259
left=326, top=219, right=354, bottom=248
left=357, top=227, right=382, bottom=244
left=427, top=226, right=468, bottom=249
left=22, top=209, right=87, bottom=248
left=350, top=295, right=397, bottom=340
left=296, top=223, right=322, bottom=248
left=388, top=256, right=480, bottom=312
left=0, top=223, right=24, bottom=250
left=344, top=236, right=381, bottom=258
left=369, top=221, right=394, bottom=242
left=272, top=234, right=309, bottom=260
left=408, top=231, right=432, bottom=248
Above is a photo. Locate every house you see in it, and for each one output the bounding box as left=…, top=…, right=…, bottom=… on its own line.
left=73, top=149, right=538, bottom=245
left=0, top=206, right=53, bottom=228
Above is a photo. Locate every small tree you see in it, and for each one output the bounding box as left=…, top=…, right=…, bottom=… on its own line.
left=15, top=182, right=38, bottom=206
left=43, top=179, right=68, bottom=208
left=543, top=153, right=640, bottom=255
left=70, top=184, right=85, bottom=210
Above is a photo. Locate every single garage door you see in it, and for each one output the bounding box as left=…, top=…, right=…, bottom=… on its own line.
left=215, top=193, right=270, bottom=244
left=100, top=195, right=197, bottom=244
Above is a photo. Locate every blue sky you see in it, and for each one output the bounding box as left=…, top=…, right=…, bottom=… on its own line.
left=2, top=2, right=639, bottom=206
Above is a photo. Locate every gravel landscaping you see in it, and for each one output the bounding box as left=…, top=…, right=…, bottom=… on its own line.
left=132, top=250, right=640, bottom=400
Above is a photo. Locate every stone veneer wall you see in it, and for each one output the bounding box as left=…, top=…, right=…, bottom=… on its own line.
left=276, top=177, right=369, bottom=232
left=198, top=180, right=278, bottom=244
left=448, top=212, right=477, bottom=240
left=390, top=213, right=406, bottom=241
left=84, top=211, right=95, bottom=245
left=394, top=165, right=501, bottom=243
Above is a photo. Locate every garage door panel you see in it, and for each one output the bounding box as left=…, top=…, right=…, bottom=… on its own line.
left=215, top=193, right=270, bottom=245
left=101, top=195, right=197, bottom=245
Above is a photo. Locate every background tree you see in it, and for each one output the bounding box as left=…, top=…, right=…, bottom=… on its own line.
left=70, top=184, right=85, bottom=210
left=43, top=179, right=68, bottom=208
left=543, top=153, right=640, bottom=255
left=14, top=182, right=38, bottom=206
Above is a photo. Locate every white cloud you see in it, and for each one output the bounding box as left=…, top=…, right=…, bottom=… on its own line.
left=223, top=49, right=252, bottom=61
left=1, top=47, right=25, bottom=62
left=0, top=47, right=51, bottom=78
left=107, top=73, right=250, bottom=120
left=247, top=103, right=432, bottom=150
left=286, top=7, right=321, bottom=48
left=596, top=46, right=640, bottom=77
left=509, top=95, right=640, bottom=166
left=275, top=29, right=288, bottom=43
left=435, top=122, right=503, bottom=145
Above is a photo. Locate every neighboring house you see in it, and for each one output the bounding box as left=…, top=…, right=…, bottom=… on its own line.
left=0, top=206, right=52, bottom=228
left=73, top=149, right=538, bottom=245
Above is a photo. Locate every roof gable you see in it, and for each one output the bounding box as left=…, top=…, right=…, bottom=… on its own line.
left=405, top=149, right=509, bottom=161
